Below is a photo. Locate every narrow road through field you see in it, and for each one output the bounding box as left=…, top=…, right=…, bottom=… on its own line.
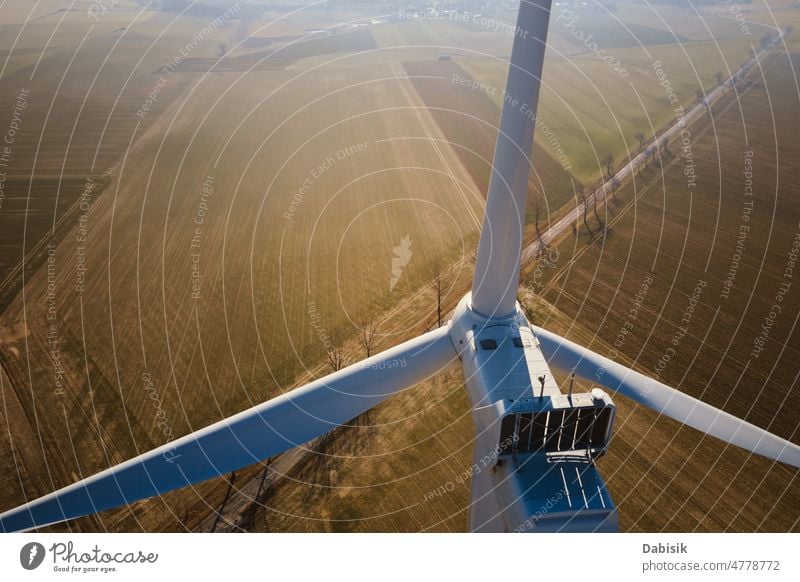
left=522, top=30, right=785, bottom=264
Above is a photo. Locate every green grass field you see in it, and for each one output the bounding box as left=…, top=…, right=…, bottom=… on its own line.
left=458, top=32, right=763, bottom=183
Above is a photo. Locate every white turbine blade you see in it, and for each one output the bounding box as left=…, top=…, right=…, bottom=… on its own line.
left=0, top=327, right=457, bottom=532
left=472, top=0, right=552, bottom=318
left=532, top=325, right=800, bottom=469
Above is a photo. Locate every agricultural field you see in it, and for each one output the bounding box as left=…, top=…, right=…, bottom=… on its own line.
left=459, top=31, right=768, bottom=183
left=520, top=49, right=800, bottom=531
left=0, top=60, right=490, bottom=531
left=0, top=0, right=502, bottom=532
left=403, top=59, right=580, bottom=219
left=435, top=0, right=795, bottom=186
left=0, top=14, right=201, bottom=309
left=0, top=0, right=797, bottom=534
left=614, top=0, right=772, bottom=41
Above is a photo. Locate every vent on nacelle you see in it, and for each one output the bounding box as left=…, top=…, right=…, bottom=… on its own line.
left=479, top=339, right=498, bottom=350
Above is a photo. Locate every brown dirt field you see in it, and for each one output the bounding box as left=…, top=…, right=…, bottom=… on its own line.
left=522, top=52, right=800, bottom=531
left=0, top=57, right=485, bottom=531
left=1, top=1, right=797, bottom=534
left=403, top=59, right=581, bottom=220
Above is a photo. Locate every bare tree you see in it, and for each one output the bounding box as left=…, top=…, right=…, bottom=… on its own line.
left=696, top=88, right=705, bottom=104
left=634, top=132, right=645, bottom=151
left=534, top=205, right=549, bottom=258
left=610, top=177, right=620, bottom=200
left=359, top=318, right=377, bottom=357
left=603, top=152, right=614, bottom=177
left=645, top=146, right=656, bottom=167
left=715, top=71, right=724, bottom=86
left=591, top=190, right=604, bottom=232
left=327, top=340, right=346, bottom=371
left=211, top=471, right=237, bottom=533
left=433, top=268, right=444, bottom=328
left=239, top=460, right=273, bottom=532
left=660, top=137, right=670, bottom=158
left=255, top=463, right=271, bottom=500
left=578, top=190, right=593, bottom=239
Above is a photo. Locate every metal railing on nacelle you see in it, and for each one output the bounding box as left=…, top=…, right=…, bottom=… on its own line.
left=498, top=391, right=616, bottom=461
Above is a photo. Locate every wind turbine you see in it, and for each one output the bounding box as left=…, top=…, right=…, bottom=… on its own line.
left=1, top=0, right=798, bottom=533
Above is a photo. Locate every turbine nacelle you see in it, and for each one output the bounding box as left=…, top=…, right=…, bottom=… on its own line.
left=449, top=294, right=618, bottom=532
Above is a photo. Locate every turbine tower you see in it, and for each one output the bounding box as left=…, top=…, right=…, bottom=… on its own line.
left=1, top=0, right=798, bottom=533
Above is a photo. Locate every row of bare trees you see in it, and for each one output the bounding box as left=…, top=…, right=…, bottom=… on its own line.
left=322, top=262, right=448, bottom=373
left=600, top=61, right=748, bottom=188
left=575, top=188, right=607, bottom=241
left=324, top=316, right=379, bottom=372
